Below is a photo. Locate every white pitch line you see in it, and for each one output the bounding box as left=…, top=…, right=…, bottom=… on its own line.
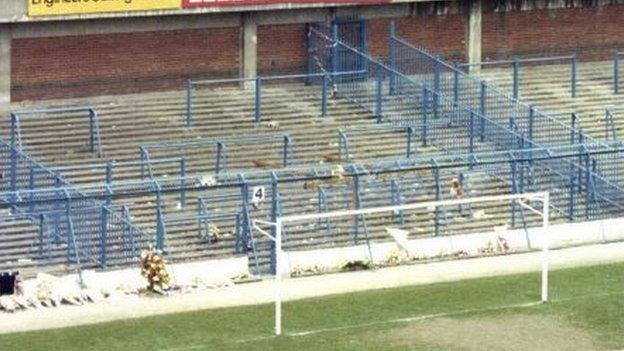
left=164, top=290, right=624, bottom=351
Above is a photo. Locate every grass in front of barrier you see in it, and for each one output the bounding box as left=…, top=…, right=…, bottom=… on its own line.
left=0, top=263, right=623, bottom=351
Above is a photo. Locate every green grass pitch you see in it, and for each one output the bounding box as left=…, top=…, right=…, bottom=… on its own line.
left=1, top=262, right=623, bottom=351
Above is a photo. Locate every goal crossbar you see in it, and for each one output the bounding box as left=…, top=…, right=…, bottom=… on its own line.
left=278, top=192, right=549, bottom=223
left=256, top=192, right=550, bottom=336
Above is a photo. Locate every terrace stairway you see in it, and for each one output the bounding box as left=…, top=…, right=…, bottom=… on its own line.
left=1, top=79, right=578, bottom=275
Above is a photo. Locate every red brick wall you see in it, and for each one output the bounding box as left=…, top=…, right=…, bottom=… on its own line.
left=368, top=14, right=467, bottom=62
left=11, top=27, right=240, bottom=102
left=483, top=6, right=624, bottom=61
left=258, top=24, right=307, bottom=75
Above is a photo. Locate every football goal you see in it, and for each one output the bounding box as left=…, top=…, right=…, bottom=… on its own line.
left=253, top=192, right=550, bottom=335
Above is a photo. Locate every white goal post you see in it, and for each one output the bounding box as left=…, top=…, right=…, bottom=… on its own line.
left=253, top=191, right=550, bottom=336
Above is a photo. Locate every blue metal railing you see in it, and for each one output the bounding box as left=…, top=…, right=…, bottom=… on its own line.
left=605, top=108, right=619, bottom=141
left=139, top=133, right=295, bottom=179
left=457, top=55, right=577, bottom=99
left=10, top=107, right=103, bottom=158
left=0, top=138, right=149, bottom=269
left=307, top=22, right=624, bottom=220
left=186, top=70, right=366, bottom=126
left=613, top=51, right=624, bottom=94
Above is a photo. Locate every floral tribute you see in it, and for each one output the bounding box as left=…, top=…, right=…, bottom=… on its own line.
left=140, top=247, right=171, bottom=294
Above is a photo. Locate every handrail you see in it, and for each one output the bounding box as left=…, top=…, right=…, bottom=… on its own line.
left=10, top=107, right=103, bottom=157
left=185, top=70, right=368, bottom=126
left=613, top=51, right=624, bottom=94
left=455, top=53, right=578, bottom=99
left=605, top=108, right=618, bottom=140
left=457, top=55, right=576, bottom=68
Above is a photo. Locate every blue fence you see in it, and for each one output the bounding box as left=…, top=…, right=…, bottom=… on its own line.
left=3, top=138, right=624, bottom=274
left=306, top=21, right=624, bottom=221
left=0, top=138, right=149, bottom=270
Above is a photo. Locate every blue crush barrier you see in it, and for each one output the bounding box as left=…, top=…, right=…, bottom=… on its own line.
left=185, top=71, right=366, bottom=127
left=457, top=55, right=577, bottom=99
left=139, top=133, right=296, bottom=180
left=10, top=107, right=103, bottom=160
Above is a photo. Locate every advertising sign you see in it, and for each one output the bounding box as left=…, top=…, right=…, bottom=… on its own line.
left=183, top=0, right=388, bottom=8
left=29, top=0, right=181, bottom=17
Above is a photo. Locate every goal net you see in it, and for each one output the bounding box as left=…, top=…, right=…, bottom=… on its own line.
left=253, top=192, right=550, bottom=335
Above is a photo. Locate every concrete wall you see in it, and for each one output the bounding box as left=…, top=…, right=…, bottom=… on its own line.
left=285, top=217, right=624, bottom=275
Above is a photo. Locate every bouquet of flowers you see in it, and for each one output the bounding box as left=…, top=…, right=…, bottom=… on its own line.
left=140, top=247, right=171, bottom=294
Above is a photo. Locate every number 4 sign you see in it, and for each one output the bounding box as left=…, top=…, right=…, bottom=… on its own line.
left=252, top=186, right=266, bottom=208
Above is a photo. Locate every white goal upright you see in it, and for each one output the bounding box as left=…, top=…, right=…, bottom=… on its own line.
left=253, top=192, right=550, bottom=336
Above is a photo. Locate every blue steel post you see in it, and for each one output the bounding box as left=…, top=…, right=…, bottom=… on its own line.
left=433, top=60, right=441, bottom=119
left=8, top=145, right=17, bottom=211
left=186, top=79, right=193, bottom=126
left=570, top=114, right=577, bottom=144
left=510, top=154, right=518, bottom=228
left=321, top=73, right=328, bottom=117
left=89, top=110, right=95, bottom=153
left=406, top=126, right=414, bottom=158
left=123, top=205, right=136, bottom=257
left=283, top=135, right=291, bottom=167
left=432, top=160, right=441, bottom=236
left=28, top=168, right=35, bottom=214
left=591, top=159, right=597, bottom=203
left=180, top=157, right=186, bottom=207
left=391, top=179, right=405, bottom=225
left=255, top=76, right=262, bottom=123
left=100, top=205, right=108, bottom=268
left=528, top=106, right=535, bottom=141
left=584, top=153, right=590, bottom=219
left=614, top=52, right=620, bottom=94
left=512, top=59, right=520, bottom=100
left=331, top=24, right=339, bottom=75
left=577, top=134, right=584, bottom=195
left=235, top=213, right=241, bottom=253
left=453, top=65, right=459, bottom=107
left=568, top=172, right=575, bottom=221
left=105, top=162, right=113, bottom=207
left=216, top=141, right=224, bottom=174
left=518, top=135, right=525, bottom=193
left=469, top=111, right=475, bottom=154
left=155, top=182, right=166, bottom=252
left=38, top=214, right=45, bottom=258
left=139, top=147, right=146, bottom=180
left=375, top=64, right=383, bottom=122
left=353, top=166, right=362, bottom=244
left=270, top=172, right=279, bottom=274
left=421, top=87, right=428, bottom=146
left=480, top=81, right=486, bottom=142
left=53, top=173, right=62, bottom=243
left=571, top=54, right=577, bottom=98
left=388, top=21, right=396, bottom=95
left=65, top=194, right=73, bottom=263
left=10, top=113, right=18, bottom=149
left=105, top=161, right=112, bottom=186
